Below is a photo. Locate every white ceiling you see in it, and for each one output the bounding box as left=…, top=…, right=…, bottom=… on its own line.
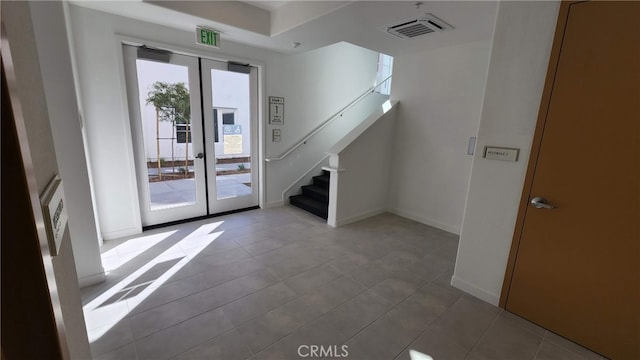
left=272, top=1, right=498, bottom=55
left=244, top=1, right=291, bottom=11
left=70, top=1, right=498, bottom=56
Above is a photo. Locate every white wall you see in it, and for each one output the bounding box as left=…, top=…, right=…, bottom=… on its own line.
left=277, top=92, right=390, bottom=206
left=270, top=1, right=349, bottom=35
left=2, top=2, right=92, bottom=358
left=453, top=1, right=561, bottom=305
left=265, top=41, right=382, bottom=206
left=146, top=0, right=271, bottom=36
left=69, top=5, right=274, bottom=239
left=328, top=101, right=398, bottom=227
left=69, top=5, right=379, bottom=238
left=388, top=39, right=494, bottom=234
left=28, top=1, right=105, bottom=287
left=265, top=41, right=378, bottom=161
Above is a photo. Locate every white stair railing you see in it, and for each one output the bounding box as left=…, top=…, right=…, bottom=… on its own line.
left=265, top=75, right=392, bottom=162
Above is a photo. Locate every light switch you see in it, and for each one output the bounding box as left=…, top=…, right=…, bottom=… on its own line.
left=272, top=129, right=281, bottom=142
left=467, top=137, right=476, bottom=155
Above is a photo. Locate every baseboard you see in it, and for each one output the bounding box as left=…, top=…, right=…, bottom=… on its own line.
left=102, top=226, right=140, bottom=241
left=78, top=271, right=106, bottom=288
left=451, top=275, right=500, bottom=306
left=265, top=200, right=285, bottom=208
left=335, top=208, right=387, bottom=227
left=388, top=208, right=460, bottom=235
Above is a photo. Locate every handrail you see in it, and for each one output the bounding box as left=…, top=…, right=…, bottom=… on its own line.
left=265, top=75, right=392, bottom=162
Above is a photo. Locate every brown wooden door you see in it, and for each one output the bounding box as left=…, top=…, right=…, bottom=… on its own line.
left=504, top=2, right=640, bottom=359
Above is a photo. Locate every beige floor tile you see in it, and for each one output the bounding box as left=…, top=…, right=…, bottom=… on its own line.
left=84, top=207, right=605, bottom=360
left=543, top=331, right=602, bottom=360
left=173, top=330, right=252, bottom=360
left=222, top=282, right=298, bottom=326
left=429, top=296, right=500, bottom=350
left=134, top=308, right=232, bottom=360
left=396, top=328, right=469, bottom=360
left=469, top=314, right=542, bottom=360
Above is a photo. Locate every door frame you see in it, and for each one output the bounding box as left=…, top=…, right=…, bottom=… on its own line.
left=114, top=35, right=266, bottom=231
left=122, top=44, right=208, bottom=226
left=499, top=1, right=584, bottom=308
left=2, top=23, right=70, bottom=359
left=200, top=58, right=260, bottom=214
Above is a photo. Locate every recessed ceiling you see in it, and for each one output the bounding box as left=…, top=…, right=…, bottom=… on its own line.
left=268, top=1, right=498, bottom=55
left=69, top=1, right=498, bottom=56
left=244, top=1, right=291, bottom=12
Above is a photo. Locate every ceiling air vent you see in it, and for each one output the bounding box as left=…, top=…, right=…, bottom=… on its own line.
left=385, top=13, right=453, bottom=39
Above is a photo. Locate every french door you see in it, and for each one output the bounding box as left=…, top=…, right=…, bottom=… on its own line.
left=201, top=59, right=259, bottom=214
left=123, top=45, right=258, bottom=227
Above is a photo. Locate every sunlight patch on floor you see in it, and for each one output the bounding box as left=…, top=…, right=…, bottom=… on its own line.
left=409, top=349, right=434, bottom=360
left=84, top=222, right=224, bottom=342
left=101, top=230, right=177, bottom=272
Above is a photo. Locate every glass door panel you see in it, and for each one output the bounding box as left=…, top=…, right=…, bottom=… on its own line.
left=123, top=45, right=207, bottom=226
left=201, top=59, right=259, bottom=213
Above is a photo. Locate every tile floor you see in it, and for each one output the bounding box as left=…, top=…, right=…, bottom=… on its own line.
left=81, top=207, right=605, bottom=360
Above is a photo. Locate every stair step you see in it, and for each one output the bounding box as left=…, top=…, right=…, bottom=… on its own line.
left=290, top=195, right=328, bottom=219
left=301, top=185, right=329, bottom=203
left=312, top=173, right=330, bottom=189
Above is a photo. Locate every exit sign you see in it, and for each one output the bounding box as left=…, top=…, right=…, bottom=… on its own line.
left=196, top=26, right=219, bottom=48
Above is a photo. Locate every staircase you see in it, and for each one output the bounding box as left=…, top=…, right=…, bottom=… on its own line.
left=289, top=170, right=330, bottom=219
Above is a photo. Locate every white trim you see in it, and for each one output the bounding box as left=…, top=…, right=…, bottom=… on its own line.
left=333, top=208, right=387, bottom=228
left=122, top=45, right=209, bottom=226
left=201, top=59, right=260, bottom=214
left=321, top=166, right=346, bottom=173
left=78, top=271, right=106, bottom=288
left=451, top=275, right=500, bottom=306
left=113, top=37, right=143, bottom=233
left=258, top=64, right=266, bottom=210
left=117, top=34, right=269, bottom=212
left=388, top=207, right=461, bottom=235
left=327, top=100, right=398, bottom=156
left=115, top=34, right=267, bottom=69
left=116, top=34, right=266, bottom=225
left=265, top=200, right=285, bottom=208
left=102, top=226, right=141, bottom=241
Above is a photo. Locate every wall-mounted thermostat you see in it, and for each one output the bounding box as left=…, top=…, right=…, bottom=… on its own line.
left=269, top=97, right=284, bottom=125
left=484, top=146, right=519, bottom=162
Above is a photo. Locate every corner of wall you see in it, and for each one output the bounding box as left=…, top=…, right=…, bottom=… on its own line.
left=453, top=0, right=561, bottom=305
left=451, top=275, right=500, bottom=306
left=386, top=39, right=493, bottom=236
left=78, top=271, right=107, bottom=288
left=29, top=0, right=105, bottom=283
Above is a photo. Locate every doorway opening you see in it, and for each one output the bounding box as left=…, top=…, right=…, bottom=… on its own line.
left=123, top=45, right=259, bottom=227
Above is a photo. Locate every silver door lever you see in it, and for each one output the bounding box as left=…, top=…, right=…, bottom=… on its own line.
left=531, top=197, right=556, bottom=209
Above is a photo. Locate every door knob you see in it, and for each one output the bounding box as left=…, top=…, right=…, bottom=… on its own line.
left=531, top=196, right=556, bottom=209
left=195, top=152, right=205, bottom=159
